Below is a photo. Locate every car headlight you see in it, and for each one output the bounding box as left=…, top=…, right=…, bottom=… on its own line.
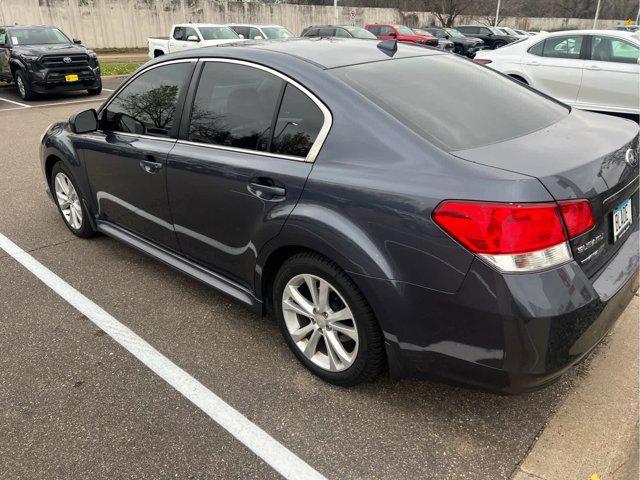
left=20, top=54, right=39, bottom=62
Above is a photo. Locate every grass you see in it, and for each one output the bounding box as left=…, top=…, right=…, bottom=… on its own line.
left=101, top=62, right=144, bottom=76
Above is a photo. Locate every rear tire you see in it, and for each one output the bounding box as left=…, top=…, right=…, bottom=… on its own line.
left=14, top=70, right=34, bottom=100
left=273, top=251, right=385, bottom=387
left=50, top=162, right=96, bottom=238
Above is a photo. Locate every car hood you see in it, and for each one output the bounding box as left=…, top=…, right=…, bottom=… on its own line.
left=12, top=44, right=89, bottom=57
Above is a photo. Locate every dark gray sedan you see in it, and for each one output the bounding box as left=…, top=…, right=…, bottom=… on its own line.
left=40, top=38, right=639, bottom=392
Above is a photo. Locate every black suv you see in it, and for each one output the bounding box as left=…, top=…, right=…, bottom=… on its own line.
left=0, top=25, right=101, bottom=100
left=421, top=27, right=484, bottom=57
left=454, top=25, right=518, bottom=49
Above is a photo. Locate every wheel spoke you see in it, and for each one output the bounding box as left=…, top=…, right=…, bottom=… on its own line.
left=324, top=333, right=340, bottom=371
left=303, top=329, right=322, bottom=359
left=283, top=299, right=313, bottom=319
left=304, top=275, right=319, bottom=307
left=330, top=322, right=358, bottom=341
left=327, top=308, right=352, bottom=323
left=290, top=322, right=314, bottom=342
left=317, top=279, right=330, bottom=311
left=325, top=330, right=352, bottom=366
left=286, top=284, right=314, bottom=316
left=56, top=191, right=69, bottom=207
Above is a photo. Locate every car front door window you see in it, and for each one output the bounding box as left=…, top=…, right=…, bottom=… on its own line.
left=591, top=36, right=639, bottom=64
left=102, top=63, right=192, bottom=138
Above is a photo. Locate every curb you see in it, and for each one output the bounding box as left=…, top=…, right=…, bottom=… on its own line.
left=512, top=295, right=639, bottom=480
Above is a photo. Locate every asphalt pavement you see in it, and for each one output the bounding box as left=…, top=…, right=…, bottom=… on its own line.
left=0, top=76, right=634, bottom=479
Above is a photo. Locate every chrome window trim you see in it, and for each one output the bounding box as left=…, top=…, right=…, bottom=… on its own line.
left=194, top=58, right=332, bottom=163
left=98, top=57, right=333, bottom=163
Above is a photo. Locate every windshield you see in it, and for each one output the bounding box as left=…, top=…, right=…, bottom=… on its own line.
left=8, top=27, right=70, bottom=45
left=502, top=27, right=518, bottom=35
left=199, top=27, right=239, bottom=40
left=395, top=26, right=415, bottom=35
left=344, top=27, right=377, bottom=39
left=445, top=28, right=465, bottom=38
left=331, top=56, right=568, bottom=152
left=262, top=27, right=295, bottom=39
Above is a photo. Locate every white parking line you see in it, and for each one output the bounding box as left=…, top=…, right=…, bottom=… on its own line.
left=0, top=232, right=327, bottom=480
left=0, top=96, right=109, bottom=112
left=102, top=88, right=115, bottom=92
left=0, top=96, right=31, bottom=107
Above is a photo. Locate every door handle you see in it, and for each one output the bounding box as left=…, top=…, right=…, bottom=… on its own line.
left=248, top=181, right=286, bottom=198
left=526, top=60, right=540, bottom=66
left=585, top=64, right=600, bottom=70
left=139, top=157, right=163, bottom=174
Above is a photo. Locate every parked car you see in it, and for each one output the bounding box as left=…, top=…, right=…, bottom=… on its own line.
left=455, top=25, right=518, bottom=49
left=301, top=25, right=377, bottom=40
left=498, top=26, right=528, bottom=38
left=147, top=24, right=239, bottom=58
left=228, top=24, right=295, bottom=40
left=40, top=38, right=639, bottom=393
left=613, top=25, right=639, bottom=33
left=0, top=24, right=101, bottom=100
left=474, top=30, right=640, bottom=114
left=413, top=29, right=454, bottom=51
left=364, top=23, right=438, bottom=46
left=421, top=27, right=484, bottom=57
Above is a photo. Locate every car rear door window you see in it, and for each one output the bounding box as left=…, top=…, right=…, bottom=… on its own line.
left=542, top=35, right=583, bottom=59
left=367, top=26, right=381, bottom=36
left=272, top=84, right=324, bottom=158
left=101, top=63, right=192, bottom=138
left=173, top=27, right=185, bottom=40
left=188, top=62, right=284, bottom=151
left=591, top=35, right=639, bottom=64
left=319, top=28, right=335, bottom=37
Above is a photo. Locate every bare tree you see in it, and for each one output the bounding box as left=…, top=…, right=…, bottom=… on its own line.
left=422, top=0, right=473, bottom=26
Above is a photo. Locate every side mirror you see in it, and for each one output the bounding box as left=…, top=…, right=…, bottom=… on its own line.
left=69, top=108, right=98, bottom=134
left=73, top=38, right=82, bottom=44
left=253, top=35, right=262, bottom=40
left=187, top=35, right=199, bottom=42
left=238, top=34, right=245, bottom=39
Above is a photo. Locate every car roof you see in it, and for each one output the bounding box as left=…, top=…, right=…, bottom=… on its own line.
left=228, top=24, right=285, bottom=28
left=157, top=37, right=443, bottom=70
left=3, top=25, right=53, bottom=29
left=176, top=23, right=231, bottom=28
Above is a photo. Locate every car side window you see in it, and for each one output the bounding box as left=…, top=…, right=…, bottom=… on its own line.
left=248, top=27, right=262, bottom=39
left=335, top=28, right=350, bottom=38
left=367, top=26, right=380, bottom=36
left=188, top=62, right=284, bottom=151
left=380, top=26, right=394, bottom=36
left=272, top=84, right=324, bottom=158
left=528, top=40, right=544, bottom=56
left=542, top=35, right=583, bottom=59
left=478, top=27, right=491, bottom=35
left=304, top=28, right=319, bottom=37
left=0, top=30, right=6, bottom=46
left=591, top=35, right=639, bottom=64
left=319, top=28, right=334, bottom=37
left=231, top=26, right=249, bottom=39
left=184, top=27, right=199, bottom=40
left=173, top=27, right=185, bottom=41
left=101, top=63, right=192, bottom=138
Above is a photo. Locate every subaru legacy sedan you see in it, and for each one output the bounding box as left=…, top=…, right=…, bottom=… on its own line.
left=40, top=39, right=639, bottom=393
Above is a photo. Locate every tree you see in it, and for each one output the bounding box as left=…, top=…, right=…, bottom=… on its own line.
left=423, top=0, right=473, bottom=27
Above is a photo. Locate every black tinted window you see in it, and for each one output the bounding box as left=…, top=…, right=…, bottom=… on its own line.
left=319, top=28, right=334, bottom=37
left=332, top=55, right=567, bottom=152
left=272, top=84, right=324, bottom=158
left=102, top=63, right=191, bottom=138
left=528, top=40, right=544, bottom=56
left=542, top=35, right=583, bottom=59
left=367, top=26, right=380, bottom=36
left=304, top=28, right=320, bottom=37
left=173, top=27, right=185, bottom=40
left=189, top=62, right=284, bottom=151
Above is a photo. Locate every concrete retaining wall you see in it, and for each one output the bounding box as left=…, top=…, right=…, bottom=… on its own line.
left=0, top=0, right=626, bottom=49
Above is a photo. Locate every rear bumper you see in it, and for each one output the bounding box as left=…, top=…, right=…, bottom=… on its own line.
left=353, top=227, right=638, bottom=393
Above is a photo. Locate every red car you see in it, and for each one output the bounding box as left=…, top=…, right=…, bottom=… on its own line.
left=364, top=23, right=438, bottom=47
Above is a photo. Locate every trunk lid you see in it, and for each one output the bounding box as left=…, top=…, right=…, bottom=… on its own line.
left=453, top=110, right=639, bottom=278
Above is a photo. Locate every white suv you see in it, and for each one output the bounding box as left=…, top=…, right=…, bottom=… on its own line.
left=227, top=24, right=295, bottom=40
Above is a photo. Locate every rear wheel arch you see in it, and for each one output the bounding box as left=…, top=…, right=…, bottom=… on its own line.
left=508, top=74, right=528, bottom=85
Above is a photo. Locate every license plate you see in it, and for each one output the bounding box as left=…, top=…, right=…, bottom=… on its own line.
left=65, top=74, right=79, bottom=82
left=612, top=198, right=632, bottom=242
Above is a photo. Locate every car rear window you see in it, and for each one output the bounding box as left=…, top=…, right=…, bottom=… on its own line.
left=331, top=55, right=568, bottom=152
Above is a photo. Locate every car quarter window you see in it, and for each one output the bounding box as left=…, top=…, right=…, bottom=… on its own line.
left=101, top=63, right=192, bottom=138
left=188, top=62, right=285, bottom=151
left=272, top=84, right=324, bottom=158
left=591, top=35, right=639, bottom=63
left=542, top=35, right=583, bottom=59
left=528, top=40, right=544, bottom=56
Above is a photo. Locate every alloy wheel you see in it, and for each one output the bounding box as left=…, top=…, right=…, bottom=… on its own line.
left=54, top=172, right=83, bottom=230
left=16, top=76, right=26, bottom=98
left=281, top=274, right=359, bottom=372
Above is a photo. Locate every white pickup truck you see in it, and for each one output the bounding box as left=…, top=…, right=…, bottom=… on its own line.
left=148, top=24, right=240, bottom=58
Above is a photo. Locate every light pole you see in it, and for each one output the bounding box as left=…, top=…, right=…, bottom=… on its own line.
left=593, top=0, right=602, bottom=29
left=494, top=0, right=501, bottom=27
left=334, top=0, right=338, bottom=23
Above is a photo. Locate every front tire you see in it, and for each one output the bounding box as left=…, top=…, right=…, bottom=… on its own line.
left=14, top=70, right=34, bottom=100
left=274, top=252, right=384, bottom=386
left=51, top=162, right=96, bottom=238
left=87, top=85, right=102, bottom=95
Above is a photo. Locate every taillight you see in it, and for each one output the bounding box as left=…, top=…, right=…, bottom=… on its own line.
left=473, top=58, right=492, bottom=64
left=432, top=201, right=572, bottom=272
left=558, top=199, right=595, bottom=238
